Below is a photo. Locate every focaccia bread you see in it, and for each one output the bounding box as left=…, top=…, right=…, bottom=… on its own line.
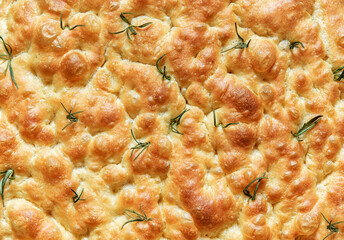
left=0, top=0, right=344, bottom=239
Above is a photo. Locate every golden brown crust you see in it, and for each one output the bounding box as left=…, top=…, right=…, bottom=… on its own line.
left=1, top=0, right=344, bottom=239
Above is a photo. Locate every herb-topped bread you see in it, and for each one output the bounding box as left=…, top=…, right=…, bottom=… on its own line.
left=0, top=0, right=344, bottom=239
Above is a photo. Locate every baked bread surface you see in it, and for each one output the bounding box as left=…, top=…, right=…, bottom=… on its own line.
left=0, top=0, right=344, bottom=239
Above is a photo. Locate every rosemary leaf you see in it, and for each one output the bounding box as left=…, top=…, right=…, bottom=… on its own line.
left=170, top=109, right=189, bottom=135
left=289, top=41, right=305, bottom=49
left=121, top=204, right=153, bottom=229
left=71, top=188, right=85, bottom=203
left=213, top=109, right=238, bottom=128
left=138, top=22, right=153, bottom=28
left=130, top=130, right=150, bottom=161
left=120, top=12, right=132, bottom=24
left=0, top=36, right=18, bottom=89
left=0, top=169, right=15, bottom=207
left=222, top=23, right=251, bottom=53
left=129, top=26, right=137, bottom=35
left=59, top=12, right=85, bottom=30
left=60, top=102, right=83, bottom=130
left=291, top=115, right=322, bottom=141
left=109, top=12, right=152, bottom=41
left=156, top=54, right=171, bottom=81
left=243, top=172, right=267, bottom=200
left=333, top=66, right=344, bottom=81
left=321, top=213, right=344, bottom=240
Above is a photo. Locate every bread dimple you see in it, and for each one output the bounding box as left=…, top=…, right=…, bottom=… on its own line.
left=249, top=39, right=277, bottom=73
left=163, top=205, right=199, bottom=240
left=115, top=59, right=182, bottom=117
left=72, top=13, right=102, bottom=42
left=60, top=51, right=88, bottom=81
left=185, top=82, right=211, bottom=111
left=169, top=24, right=220, bottom=86
left=207, top=74, right=263, bottom=122
left=320, top=0, right=344, bottom=65
left=130, top=134, right=172, bottom=176
left=62, top=133, right=90, bottom=161
left=100, top=164, right=130, bottom=190
left=235, top=0, right=312, bottom=36
left=241, top=197, right=271, bottom=240
left=7, top=199, right=63, bottom=240
left=176, top=0, right=227, bottom=24
left=115, top=176, right=164, bottom=239
left=34, top=18, right=62, bottom=50
left=0, top=121, right=18, bottom=160
left=6, top=0, right=39, bottom=54
left=89, top=126, right=129, bottom=162
left=0, top=0, right=344, bottom=239
left=109, top=15, right=170, bottom=65
left=4, top=93, right=55, bottom=146
left=34, top=149, right=73, bottom=185
left=172, top=160, right=238, bottom=234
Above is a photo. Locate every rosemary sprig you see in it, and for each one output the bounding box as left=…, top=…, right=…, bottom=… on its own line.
left=109, top=12, right=152, bottom=41
left=333, top=66, right=344, bottom=81
left=170, top=109, right=189, bottom=135
left=222, top=23, right=251, bottom=53
left=289, top=41, right=304, bottom=49
left=0, top=36, right=18, bottom=89
left=71, top=188, right=85, bottom=203
left=243, top=172, right=267, bottom=201
left=321, top=213, right=344, bottom=240
left=130, top=129, right=150, bottom=161
left=0, top=169, right=15, bottom=207
left=291, top=115, right=322, bottom=142
left=60, top=102, right=83, bottom=130
left=156, top=54, right=170, bottom=81
left=121, top=204, right=153, bottom=229
left=59, top=12, right=85, bottom=30
left=213, top=109, right=238, bottom=128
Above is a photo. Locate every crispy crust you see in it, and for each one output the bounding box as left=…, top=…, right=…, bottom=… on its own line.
left=0, top=0, right=344, bottom=239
